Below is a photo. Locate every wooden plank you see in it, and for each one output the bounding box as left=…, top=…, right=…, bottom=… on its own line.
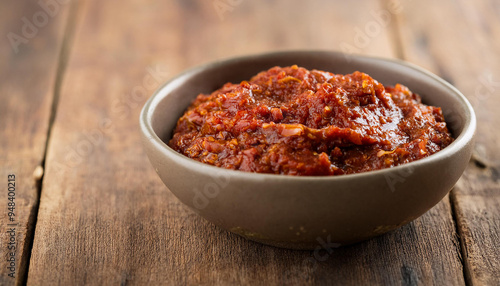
left=394, top=0, right=500, bottom=284
left=0, top=0, right=69, bottom=285
left=28, top=0, right=465, bottom=284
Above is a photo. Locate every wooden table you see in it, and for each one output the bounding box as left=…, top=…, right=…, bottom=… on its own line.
left=1, top=0, right=499, bottom=285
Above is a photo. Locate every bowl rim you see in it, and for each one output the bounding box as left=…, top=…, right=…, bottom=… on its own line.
left=140, top=50, right=476, bottom=182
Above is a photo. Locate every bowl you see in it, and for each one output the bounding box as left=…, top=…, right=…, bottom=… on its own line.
left=140, top=51, right=476, bottom=249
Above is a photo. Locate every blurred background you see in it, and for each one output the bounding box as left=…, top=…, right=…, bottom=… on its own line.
left=1, top=0, right=499, bottom=285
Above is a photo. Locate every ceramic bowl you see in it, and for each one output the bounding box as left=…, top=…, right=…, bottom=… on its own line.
left=140, top=51, right=476, bottom=249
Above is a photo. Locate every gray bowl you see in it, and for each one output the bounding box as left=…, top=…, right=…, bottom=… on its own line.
left=140, top=51, right=476, bottom=249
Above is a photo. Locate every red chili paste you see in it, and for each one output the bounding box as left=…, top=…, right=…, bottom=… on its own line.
left=169, top=66, right=453, bottom=176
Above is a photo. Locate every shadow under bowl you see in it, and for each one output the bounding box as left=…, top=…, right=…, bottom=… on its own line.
left=140, top=51, right=476, bottom=250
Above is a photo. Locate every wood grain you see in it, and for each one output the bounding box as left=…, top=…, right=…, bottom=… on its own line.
left=23, top=0, right=479, bottom=285
left=0, top=1, right=69, bottom=285
left=394, top=0, right=500, bottom=284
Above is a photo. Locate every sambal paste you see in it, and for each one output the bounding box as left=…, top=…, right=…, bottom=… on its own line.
left=169, top=66, right=454, bottom=176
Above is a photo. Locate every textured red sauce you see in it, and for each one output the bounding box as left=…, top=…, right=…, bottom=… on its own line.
left=169, top=66, right=453, bottom=176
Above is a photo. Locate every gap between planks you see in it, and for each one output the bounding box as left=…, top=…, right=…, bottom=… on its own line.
left=449, top=191, right=473, bottom=286
left=20, top=1, right=83, bottom=285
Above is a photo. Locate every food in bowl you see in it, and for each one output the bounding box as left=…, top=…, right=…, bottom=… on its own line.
left=141, top=51, right=476, bottom=248
left=169, top=65, right=453, bottom=176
